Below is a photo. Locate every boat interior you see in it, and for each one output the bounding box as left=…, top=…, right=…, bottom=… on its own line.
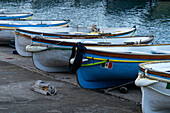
left=87, top=45, right=170, bottom=55
left=16, top=26, right=133, bottom=35
left=46, top=36, right=151, bottom=44
left=144, top=62, right=170, bottom=74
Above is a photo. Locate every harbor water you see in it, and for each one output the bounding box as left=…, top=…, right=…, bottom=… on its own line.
left=0, top=0, right=169, bottom=44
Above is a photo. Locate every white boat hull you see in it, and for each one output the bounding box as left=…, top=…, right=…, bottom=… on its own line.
left=141, top=81, right=170, bottom=113
left=32, top=48, right=72, bottom=72
left=0, top=28, right=14, bottom=44
left=136, top=61, right=170, bottom=113
left=15, top=33, right=32, bottom=57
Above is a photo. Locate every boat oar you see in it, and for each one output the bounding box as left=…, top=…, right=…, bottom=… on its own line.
left=26, top=45, right=71, bottom=52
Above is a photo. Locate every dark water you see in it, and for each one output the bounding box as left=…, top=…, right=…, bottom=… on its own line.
left=0, top=0, right=169, bottom=44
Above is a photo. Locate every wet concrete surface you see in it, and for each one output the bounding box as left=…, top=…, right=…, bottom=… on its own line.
left=0, top=45, right=142, bottom=113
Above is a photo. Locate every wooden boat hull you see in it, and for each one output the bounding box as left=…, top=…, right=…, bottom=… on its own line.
left=75, top=45, right=170, bottom=89
left=0, top=13, right=33, bottom=20
left=135, top=61, right=170, bottom=113
left=15, top=26, right=136, bottom=39
left=0, top=20, right=70, bottom=44
left=27, top=36, right=154, bottom=72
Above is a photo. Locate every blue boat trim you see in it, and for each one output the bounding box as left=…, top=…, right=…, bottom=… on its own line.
left=81, top=56, right=159, bottom=67
left=139, top=63, right=170, bottom=80
left=0, top=20, right=70, bottom=27
left=147, top=73, right=170, bottom=81
left=0, top=13, right=33, bottom=20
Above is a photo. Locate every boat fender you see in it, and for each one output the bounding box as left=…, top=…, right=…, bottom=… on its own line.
left=70, top=57, right=75, bottom=65
left=135, top=74, right=158, bottom=87
left=26, top=45, right=47, bottom=52
left=70, top=57, right=88, bottom=64
left=69, top=42, right=87, bottom=73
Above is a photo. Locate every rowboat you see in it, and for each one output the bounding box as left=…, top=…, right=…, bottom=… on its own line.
left=25, top=35, right=154, bottom=72
left=0, top=20, right=70, bottom=44
left=14, top=25, right=136, bottom=56
left=70, top=43, right=170, bottom=89
left=0, top=12, right=33, bottom=20
left=135, top=61, right=170, bottom=113
left=15, top=25, right=136, bottom=39
left=0, top=20, right=70, bottom=28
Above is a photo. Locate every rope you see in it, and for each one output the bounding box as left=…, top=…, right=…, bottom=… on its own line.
left=81, top=60, right=107, bottom=66
left=47, top=47, right=72, bottom=50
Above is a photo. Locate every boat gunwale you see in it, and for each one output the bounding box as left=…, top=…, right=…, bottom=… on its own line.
left=15, top=31, right=154, bottom=46
left=0, top=20, right=70, bottom=28
left=15, top=31, right=102, bottom=39
left=0, top=19, right=70, bottom=22
left=15, top=29, right=150, bottom=40
left=139, top=61, right=170, bottom=79
left=85, top=48, right=170, bottom=60
left=0, top=12, right=33, bottom=17
left=15, top=26, right=136, bottom=37
left=32, top=36, right=153, bottom=45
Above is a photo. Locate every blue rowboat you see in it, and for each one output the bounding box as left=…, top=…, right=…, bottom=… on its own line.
left=0, top=12, right=33, bottom=20
left=0, top=19, right=70, bottom=44
left=135, top=61, right=170, bottom=113
left=70, top=43, right=170, bottom=89
left=24, top=35, right=154, bottom=72
left=0, top=19, right=70, bottom=28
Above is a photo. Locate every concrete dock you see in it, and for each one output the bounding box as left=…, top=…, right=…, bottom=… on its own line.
left=0, top=45, right=142, bottom=113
